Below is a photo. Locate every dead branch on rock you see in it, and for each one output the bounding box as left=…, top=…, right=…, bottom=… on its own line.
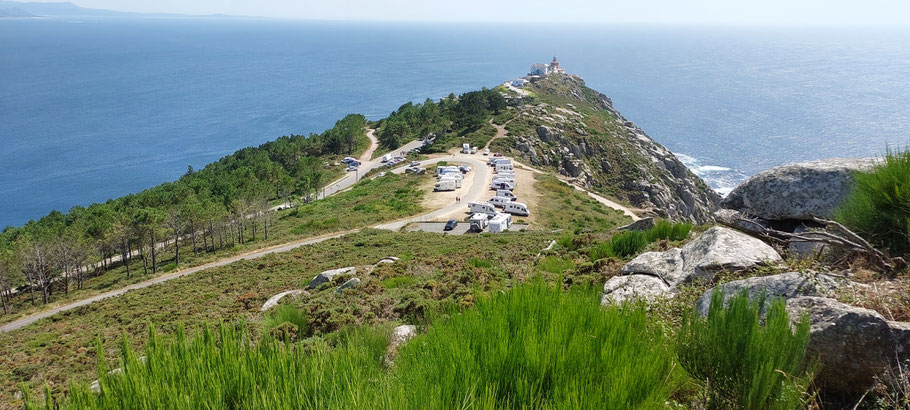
left=716, top=212, right=906, bottom=272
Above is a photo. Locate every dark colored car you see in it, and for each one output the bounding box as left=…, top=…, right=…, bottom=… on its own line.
left=444, top=219, right=458, bottom=231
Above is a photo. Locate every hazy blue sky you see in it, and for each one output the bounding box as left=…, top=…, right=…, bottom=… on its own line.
left=62, top=0, right=910, bottom=24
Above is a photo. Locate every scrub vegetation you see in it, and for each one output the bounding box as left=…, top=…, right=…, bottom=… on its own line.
left=836, top=148, right=910, bottom=257
left=28, top=281, right=813, bottom=409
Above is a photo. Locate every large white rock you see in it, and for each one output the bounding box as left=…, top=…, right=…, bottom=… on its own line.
left=260, top=289, right=305, bottom=312
left=621, top=227, right=782, bottom=288
left=601, top=274, right=670, bottom=305
left=307, top=267, right=355, bottom=289
left=722, top=158, right=879, bottom=220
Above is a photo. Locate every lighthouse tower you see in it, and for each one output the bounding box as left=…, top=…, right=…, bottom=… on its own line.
left=549, top=56, right=564, bottom=74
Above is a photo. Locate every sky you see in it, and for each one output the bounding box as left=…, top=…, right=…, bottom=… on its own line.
left=58, top=0, right=910, bottom=25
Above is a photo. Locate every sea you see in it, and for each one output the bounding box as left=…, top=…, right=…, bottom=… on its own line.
left=2, top=17, right=909, bottom=228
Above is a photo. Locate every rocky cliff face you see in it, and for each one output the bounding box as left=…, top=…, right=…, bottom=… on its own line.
left=498, top=74, right=720, bottom=223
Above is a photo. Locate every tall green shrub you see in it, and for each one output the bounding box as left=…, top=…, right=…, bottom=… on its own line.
left=392, top=279, right=683, bottom=408
left=835, top=148, right=910, bottom=256
left=647, top=220, right=693, bottom=242
left=677, top=290, right=815, bottom=410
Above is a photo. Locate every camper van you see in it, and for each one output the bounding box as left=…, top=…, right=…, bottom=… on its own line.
left=488, top=213, right=512, bottom=233
left=492, top=176, right=516, bottom=186
left=439, top=172, right=463, bottom=181
left=462, top=143, right=471, bottom=154
left=490, top=181, right=514, bottom=191
left=503, top=202, right=530, bottom=216
left=434, top=179, right=458, bottom=191
left=495, top=163, right=514, bottom=174
left=439, top=175, right=462, bottom=188
left=496, top=190, right=517, bottom=200
left=469, top=213, right=489, bottom=232
left=468, top=201, right=497, bottom=216
left=488, top=196, right=512, bottom=208
left=436, top=166, right=460, bottom=176
left=381, top=154, right=392, bottom=163
left=490, top=158, right=511, bottom=167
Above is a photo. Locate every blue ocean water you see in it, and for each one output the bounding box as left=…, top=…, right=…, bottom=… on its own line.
left=2, top=18, right=909, bottom=228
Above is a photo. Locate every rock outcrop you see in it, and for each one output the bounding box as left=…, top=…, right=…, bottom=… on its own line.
left=694, top=271, right=845, bottom=316
left=621, top=227, right=782, bottom=288
left=307, top=267, right=356, bottom=289
left=786, top=296, right=909, bottom=397
left=601, top=274, right=670, bottom=305
left=511, top=74, right=721, bottom=223
left=722, top=158, right=879, bottom=220
left=260, top=289, right=306, bottom=312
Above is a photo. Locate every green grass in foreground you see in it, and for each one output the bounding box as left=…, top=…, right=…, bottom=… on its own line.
left=38, top=281, right=815, bottom=409
left=678, top=290, right=815, bottom=409
left=48, top=280, right=682, bottom=409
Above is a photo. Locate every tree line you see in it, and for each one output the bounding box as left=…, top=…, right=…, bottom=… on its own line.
left=377, top=88, right=507, bottom=149
left=0, top=114, right=366, bottom=314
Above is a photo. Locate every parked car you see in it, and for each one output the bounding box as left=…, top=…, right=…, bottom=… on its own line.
left=410, top=161, right=421, bottom=167
left=458, top=164, right=472, bottom=173
left=483, top=148, right=490, bottom=156
left=346, top=165, right=358, bottom=172
left=342, top=157, right=356, bottom=163
left=444, top=219, right=458, bottom=231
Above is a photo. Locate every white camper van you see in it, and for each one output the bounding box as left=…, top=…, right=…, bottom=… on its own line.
left=436, top=165, right=460, bottom=176
left=462, top=143, right=471, bottom=154
left=503, top=202, right=529, bottom=216
left=434, top=179, right=458, bottom=191
left=488, top=213, right=512, bottom=233
left=439, top=175, right=462, bottom=188
left=469, top=213, right=489, bottom=232
left=495, top=163, right=514, bottom=174
left=488, top=196, right=512, bottom=208
left=493, top=176, right=516, bottom=187
left=490, top=181, right=514, bottom=191
left=468, top=201, right=497, bottom=216
left=381, top=154, right=392, bottom=163
left=491, top=158, right=511, bottom=167
left=496, top=190, right=517, bottom=200
left=439, top=172, right=463, bottom=182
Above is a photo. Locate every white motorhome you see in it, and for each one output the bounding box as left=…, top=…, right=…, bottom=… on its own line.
left=439, top=175, right=462, bottom=188
left=434, top=179, right=458, bottom=191
left=469, top=213, right=489, bottom=232
left=490, top=181, right=514, bottom=191
left=488, top=213, right=512, bottom=233
left=491, top=158, right=511, bottom=166
left=462, top=143, right=471, bottom=154
left=488, top=196, right=512, bottom=208
left=495, top=163, right=514, bottom=174
left=468, top=201, right=497, bottom=216
left=493, top=176, right=516, bottom=187
left=436, top=166, right=460, bottom=176
left=381, top=154, right=392, bottom=163
left=439, top=172, right=463, bottom=181
left=496, top=190, right=517, bottom=200
left=503, top=202, right=529, bottom=216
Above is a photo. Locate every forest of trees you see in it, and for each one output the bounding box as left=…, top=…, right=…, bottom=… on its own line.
left=0, top=114, right=366, bottom=315
left=376, top=88, right=507, bottom=149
